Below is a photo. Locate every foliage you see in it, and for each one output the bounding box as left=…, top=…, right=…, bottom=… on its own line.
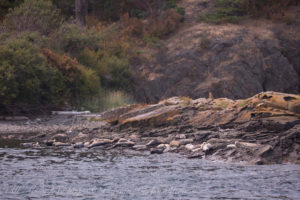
left=49, top=22, right=98, bottom=57
left=198, top=0, right=300, bottom=24
left=0, top=33, right=65, bottom=113
left=42, top=49, right=100, bottom=106
left=4, top=0, right=62, bottom=35
left=0, top=0, right=185, bottom=114
left=0, top=31, right=102, bottom=114
left=77, top=27, right=133, bottom=91
left=0, top=0, right=23, bottom=21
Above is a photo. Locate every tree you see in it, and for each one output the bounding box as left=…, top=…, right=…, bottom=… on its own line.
left=75, top=0, right=88, bottom=26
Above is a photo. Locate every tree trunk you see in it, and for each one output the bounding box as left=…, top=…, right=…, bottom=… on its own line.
left=75, top=0, right=88, bottom=27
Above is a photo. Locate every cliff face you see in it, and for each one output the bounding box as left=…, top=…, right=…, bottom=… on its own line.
left=133, top=1, right=300, bottom=103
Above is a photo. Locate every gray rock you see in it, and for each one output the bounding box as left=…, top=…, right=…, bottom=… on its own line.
left=226, top=144, right=236, bottom=148
left=157, top=144, right=171, bottom=152
left=73, top=142, right=84, bottom=148
left=185, top=144, right=195, bottom=151
left=201, top=142, right=212, bottom=151
left=132, top=145, right=148, bottom=151
left=133, top=29, right=299, bottom=102
left=115, top=139, right=135, bottom=147
left=146, top=139, right=161, bottom=147
left=178, top=139, right=194, bottom=145
left=258, top=145, right=273, bottom=157
left=150, top=148, right=164, bottom=154
left=88, top=139, right=113, bottom=148
left=53, top=142, right=71, bottom=147
left=175, top=134, right=186, bottom=139
left=51, top=134, right=69, bottom=143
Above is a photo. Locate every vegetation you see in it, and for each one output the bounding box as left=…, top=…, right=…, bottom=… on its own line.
left=198, top=0, right=299, bottom=24
left=4, top=0, right=62, bottom=34
left=0, top=0, right=184, bottom=114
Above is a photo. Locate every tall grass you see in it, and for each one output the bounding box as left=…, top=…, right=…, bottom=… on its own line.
left=81, top=90, right=135, bottom=112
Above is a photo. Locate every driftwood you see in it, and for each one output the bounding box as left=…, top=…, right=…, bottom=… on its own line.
left=51, top=111, right=91, bottom=115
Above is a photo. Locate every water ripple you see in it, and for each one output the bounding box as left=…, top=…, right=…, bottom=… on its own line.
left=0, top=147, right=299, bottom=200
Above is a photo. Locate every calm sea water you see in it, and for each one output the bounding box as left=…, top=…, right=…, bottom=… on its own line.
left=0, top=147, right=299, bottom=200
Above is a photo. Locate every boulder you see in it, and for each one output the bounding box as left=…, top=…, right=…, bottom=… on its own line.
left=185, top=144, right=195, bottom=151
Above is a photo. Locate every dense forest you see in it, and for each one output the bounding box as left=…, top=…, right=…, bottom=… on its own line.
left=0, top=0, right=298, bottom=115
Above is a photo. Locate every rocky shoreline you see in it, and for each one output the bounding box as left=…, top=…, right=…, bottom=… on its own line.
left=1, top=91, right=300, bottom=165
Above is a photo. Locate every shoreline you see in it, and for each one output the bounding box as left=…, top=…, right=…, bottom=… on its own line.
left=1, top=91, right=300, bottom=165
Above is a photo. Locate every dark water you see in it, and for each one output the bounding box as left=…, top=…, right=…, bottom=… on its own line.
left=0, top=147, right=299, bottom=200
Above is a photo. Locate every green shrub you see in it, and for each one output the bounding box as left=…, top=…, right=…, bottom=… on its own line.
left=0, top=34, right=65, bottom=113
left=73, top=24, right=133, bottom=91
left=42, top=49, right=100, bottom=106
left=49, top=22, right=100, bottom=57
left=0, top=31, right=104, bottom=114
left=78, top=45, right=133, bottom=91
left=102, top=55, right=132, bottom=90
left=4, top=0, right=62, bottom=35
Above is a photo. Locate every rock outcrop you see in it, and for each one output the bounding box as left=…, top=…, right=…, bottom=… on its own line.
left=133, top=1, right=300, bottom=102
left=98, top=91, right=300, bottom=164
left=2, top=92, right=299, bottom=165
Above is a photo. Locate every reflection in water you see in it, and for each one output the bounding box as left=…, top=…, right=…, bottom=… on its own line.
left=0, top=147, right=300, bottom=200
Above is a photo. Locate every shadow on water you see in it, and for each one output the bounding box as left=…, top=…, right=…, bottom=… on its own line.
left=0, top=139, right=24, bottom=148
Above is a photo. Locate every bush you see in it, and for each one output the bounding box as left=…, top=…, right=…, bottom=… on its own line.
left=42, top=49, right=100, bottom=106
left=0, top=31, right=102, bottom=114
left=78, top=37, right=133, bottom=91
left=49, top=22, right=100, bottom=57
left=49, top=22, right=133, bottom=95
left=4, top=0, right=62, bottom=35
left=0, top=34, right=65, bottom=113
left=50, top=22, right=86, bottom=56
